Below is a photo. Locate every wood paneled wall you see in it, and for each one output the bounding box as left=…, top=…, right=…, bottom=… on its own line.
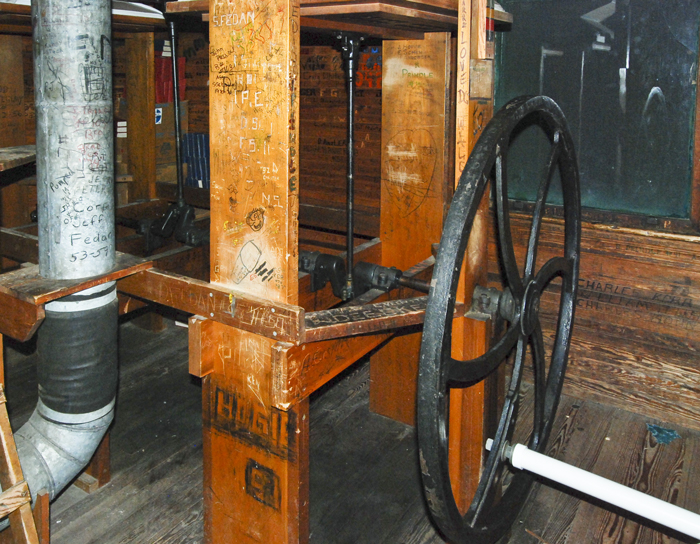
left=497, top=215, right=700, bottom=431
left=299, top=45, right=382, bottom=237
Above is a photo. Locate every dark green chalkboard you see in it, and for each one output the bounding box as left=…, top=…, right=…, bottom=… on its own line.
left=495, top=0, right=700, bottom=218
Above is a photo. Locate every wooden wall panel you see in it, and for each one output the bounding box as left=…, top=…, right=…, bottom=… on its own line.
left=0, top=35, right=26, bottom=150
left=0, top=34, right=30, bottom=271
left=299, top=45, right=382, bottom=238
left=496, top=215, right=700, bottom=430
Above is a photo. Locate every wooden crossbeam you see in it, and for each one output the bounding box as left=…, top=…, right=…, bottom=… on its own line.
left=118, top=268, right=305, bottom=343
left=0, top=481, right=31, bottom=520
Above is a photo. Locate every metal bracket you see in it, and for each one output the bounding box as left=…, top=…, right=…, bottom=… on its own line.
left=299, top=250, right=348, bottom=300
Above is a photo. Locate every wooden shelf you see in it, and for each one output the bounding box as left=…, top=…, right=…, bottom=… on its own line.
left=0, top=145, right=35, bottom=173
left=166, top=0, right=209, bottom=14
left=488, top=6, right=513, bottom=24
left=166, top=0, right=513, bottom=35
left=0, top=252, right=152, bottom=341
left=167, top=0, right=458, bottom=34
left=0, top=251, right=152, bottom=306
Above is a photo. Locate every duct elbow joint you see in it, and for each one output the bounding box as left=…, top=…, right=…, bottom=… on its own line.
left=16, top=282, right=119, bottom=501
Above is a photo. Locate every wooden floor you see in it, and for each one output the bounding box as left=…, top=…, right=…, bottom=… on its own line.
left=3, top=318, right=700, bottom=544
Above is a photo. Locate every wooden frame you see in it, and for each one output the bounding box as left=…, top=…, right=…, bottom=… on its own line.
left=0, top=0, right=501, bottom=541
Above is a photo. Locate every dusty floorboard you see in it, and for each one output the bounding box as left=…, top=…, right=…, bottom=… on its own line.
left=2, top=319, right=699, bottom=543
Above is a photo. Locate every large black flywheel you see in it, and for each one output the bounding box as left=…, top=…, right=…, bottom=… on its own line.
left=417, top=96, right=581, bottom=544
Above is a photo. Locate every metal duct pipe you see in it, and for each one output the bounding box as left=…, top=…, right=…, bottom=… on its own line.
left=15, top=282, right=118, bottom=501
left=33, top=0, right=115, bottom=279
left=15, top=0, right=118, bottom=503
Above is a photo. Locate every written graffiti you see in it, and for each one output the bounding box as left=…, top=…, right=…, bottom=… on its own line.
left=236, top=303, right=295, bottom=336
left=578, top=278, right=693, bottom=309
left=245, top=459, right=281, bottom=510
left=212, top=386, right=296, bottom=461
left=305, top=297, right=427, bottom=328
left=211, top=10, right=254, bottom=27
left=209, top=0, right=298, bottom=295
left=383, top=129, right=438, bottom=217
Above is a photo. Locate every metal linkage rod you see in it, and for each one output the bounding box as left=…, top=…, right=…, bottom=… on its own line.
left=339, top=33, right=363, bottom=300
left=169, top=19, right=185, bottom=208
left=507, top=442, right=700, bottom=539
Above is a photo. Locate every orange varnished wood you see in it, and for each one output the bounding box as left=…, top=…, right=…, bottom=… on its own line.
left=271, top=331, right=390, bottom=409
left=126, top=33, right=156, bottom=202
left=84, top=433, right=111, bottom=489
left=168, top=0, right=456, bottom=32
left=0, top=386, right=40, bottom=544
left=300, top=16, right=424, bottom=39
left=0, top=252, right=149, bottom=341
left=205, top=0, right=305, bottom=540
left=0, top=291, right=43, bottom=343
left=299, top=2, right=457, bottom=33
left=445, top=0, right=496, bottom=516
left=448, top=185, right=492, bottom=511
left=118, top=268, right=304, bottom=343
left=370, top=32, right=454, bottom=426
left=448, top=316, right=490, bottom=510
left=202, top=324, right=308, bottom=544
left=31, top=491, right=49, bottom=544
left=0, top=252, right=152, bottom=306
left=188, top=316, right=215, bottom=377
left=274, top=257, right=445, bottom=410
left=209, top=0, right=300, bottom=304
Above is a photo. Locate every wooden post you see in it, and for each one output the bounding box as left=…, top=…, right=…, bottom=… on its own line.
left=0, top=335, right=4, bottom=388
left=206, top=0, right=304, bottom=540
left=126, top=32, right=156, bottom=202
left=447, top=0, right=496, bottom=512
left=370, top=32, right=454, bottom=425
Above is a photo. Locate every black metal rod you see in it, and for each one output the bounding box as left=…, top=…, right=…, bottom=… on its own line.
left=169, top=20, right=185, bottom=208
left=340, top=33, right=362, bottom=300
left=398, top=276, right=430, bottom=294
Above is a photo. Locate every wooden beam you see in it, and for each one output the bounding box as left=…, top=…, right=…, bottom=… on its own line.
left=0, top=291, right=43, bottom=342
left=299, top=16, right=424, bottom=39
left=118, top=268, right=304, bottom=343
left=0, top=227, right=38, bottom=264
left=204, top=0, right=306, bottom=539
left=0, top=252, right=150, bottom=341
left=188, top=315, right=215, bottom=377
left=0, top=146, right=35, bottom=173
left=271, top=332, right=391, bottom=409
left=126, top=33, right=156, bottom=201
left=446, top=0, right=495, bottom=513
left=304, top=297, right=466, bottom=342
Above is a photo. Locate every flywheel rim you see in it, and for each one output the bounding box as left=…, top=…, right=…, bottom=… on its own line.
left=417, top=95, right=581, bottom=544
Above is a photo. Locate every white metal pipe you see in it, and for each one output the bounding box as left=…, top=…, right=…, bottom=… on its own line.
left=509, top=443, right=700, bottom=540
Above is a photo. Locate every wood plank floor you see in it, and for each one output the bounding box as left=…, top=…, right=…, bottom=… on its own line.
left=3, top=319, right=699, bottom=543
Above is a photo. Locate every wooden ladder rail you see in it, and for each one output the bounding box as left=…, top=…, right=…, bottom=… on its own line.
left=0, top=336, right=39, bottom=544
